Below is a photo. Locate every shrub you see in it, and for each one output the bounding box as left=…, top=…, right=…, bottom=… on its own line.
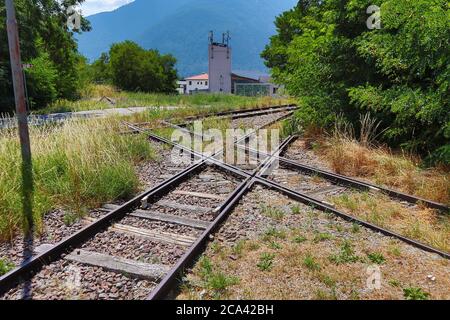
left=257, top=253, right=275, bottom=271
left=367, top=252, right=386, bottom=265
left=0, top=258, right=15, bottom=276
left=403, top=287, right=430, bottom=300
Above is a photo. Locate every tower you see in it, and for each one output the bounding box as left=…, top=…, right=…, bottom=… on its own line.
left=208, top=31, right=232, bottom=93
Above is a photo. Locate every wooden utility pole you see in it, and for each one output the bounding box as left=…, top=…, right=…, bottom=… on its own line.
left=6, top=0, right=34, bottom=232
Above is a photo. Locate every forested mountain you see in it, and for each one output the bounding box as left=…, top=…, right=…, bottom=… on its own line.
left=77, top=0, right=297, bottom=76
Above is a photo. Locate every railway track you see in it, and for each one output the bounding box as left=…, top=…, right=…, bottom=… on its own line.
left=127, top=121, right=449, bottom=299
left=0, top=107, right=293, bottom=300
left=1, top=105, right=448, bottom=300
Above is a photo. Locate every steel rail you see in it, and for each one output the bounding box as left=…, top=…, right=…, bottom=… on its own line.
left=237, top=143, right=449, bottom=213
left=253, top=177, right=450, bottom=259
left=161, top=121, right=448, bottom=212
left=147, top=135, right=295, bottom=300
left=0, top=161, right=205, bottom=296
left=0, top=109, right=292, bottom=297
left=177, top=104, right=297, bottom=124
left=142, top=130, right=450, bottom=262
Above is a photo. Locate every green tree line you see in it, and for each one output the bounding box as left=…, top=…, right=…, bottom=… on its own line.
left=262, top=0, right=449, bottom=165
left=0, top=0, right=90, bottom=113
left=89, top=41, right=178, bottom=94
left=0, top=1, right=177, bottom=114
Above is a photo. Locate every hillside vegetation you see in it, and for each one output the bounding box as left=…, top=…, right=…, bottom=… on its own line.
left=263, top=0, right=449, bottom=165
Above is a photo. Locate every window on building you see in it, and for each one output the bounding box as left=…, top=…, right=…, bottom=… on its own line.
left=189, top=81, right=192, bottom=85
left=205, top=81, right=208, bottom=86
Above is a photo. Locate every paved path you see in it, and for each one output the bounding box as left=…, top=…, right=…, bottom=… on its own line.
left=0, top=105, right=179, bottom=129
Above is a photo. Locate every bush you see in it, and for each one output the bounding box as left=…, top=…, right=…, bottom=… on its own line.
left=263, top=0, right=450, bottom=165
left=25, top=53, right=58, bottom=109
left=109, top=41, right=177, bottom=93
left=403, top=287, right=430, bottom=300
left=0, top=118, right=156, bottom=240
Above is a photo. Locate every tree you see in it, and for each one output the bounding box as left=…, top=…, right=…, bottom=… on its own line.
left=262, top=0, right=449, bottom=164
left=25, top=52, right=58, bottom=108
left=90, top=52, right=111, bottom=84
left=0, top=0, right=90, bottom=113
left=108, top=41, right=177, bottom=93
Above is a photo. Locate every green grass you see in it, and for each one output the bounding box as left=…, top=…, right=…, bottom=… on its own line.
left=260, top=204, right=285, bottom=220
left=231, top=240, right=245, bottom=256
left=257, top=253, right=276, bottom=271
left=0, top=258, right=15, bottom=276
left=0, top=117, right=156, bottom=241
left=40, top=85, right=291, bottom=115
left=293, top=235, right=307, bottom=243
left=367, top=252, right=386, bottom=264
left=268, top=241, right=282, bottom=250
left=403, top=287, right=430, bottom=300
left=197, top=256, right=239, bottom=299
left=290, top=204, right=301, bottom=215
left=329, top=241, right=360, bottom=264
left=313, top=232, right=333, bottom=243
left=262, top=227, right=286, bottom=240
left=303, top=254, right=321, bottom=271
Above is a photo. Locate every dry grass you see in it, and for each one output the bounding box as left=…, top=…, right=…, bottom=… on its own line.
left=179, top=225, right=450, bottom=300
left=178, top=193, right=450, bottom=300
left=294, top=114, right=450, bottom=204
left=0, top=117, right=156, bottom=241
left=331, top=192, right=450, bottom=252
left=42, top=84, right=294, bottom=114
left=318, top=138, right=450, bottom=204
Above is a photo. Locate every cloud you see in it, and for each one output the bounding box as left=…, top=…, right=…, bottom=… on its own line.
left=81, top=0, right=134, bottom=16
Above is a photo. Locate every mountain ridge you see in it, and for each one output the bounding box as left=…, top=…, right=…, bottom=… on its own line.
left=77, top=0, right=297, bottom=76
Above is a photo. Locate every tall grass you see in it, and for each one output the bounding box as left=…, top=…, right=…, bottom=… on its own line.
left=303, top=114, right=450, bottom=204
left=40, top=84, right=293, bottom=114
left=0, top=117, right=156, bottom=241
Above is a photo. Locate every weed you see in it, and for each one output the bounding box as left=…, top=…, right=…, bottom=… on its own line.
left=313, top=232, right=333, bottom=243
left=351, top=223, right=360, bottom=233
left=315, top=289, right=337, bottom=300
left=262, top=227, right=286, bottom=241
left=367, top=252, right=386, bottom=264
left=247, top=242, right=260, bottom=251
left=210, top=242, right=223, bottom=254
left=388, top=245, right=402, bottom=257
left=0, top=258, right=14, bottom=276
left=403, top=287, right=430, bottom=300
left=329, top=241, right=360, bottom=264
left=197, top=256, right=239, bottom=298
left=269, top=241, right=282, bottom=250
left=257, top=253, right=275, bottom=271
left=207, top=272, right=240, bottom=293
left=63, top=213, right=79, bottom=226
left=260, top=204, right=285, bottom=220
left=318, top=274, right=336, bottom=288
left=303, top=254, right=321, bottom=271
left=290, top=205, right=301, bottom=215
left=232, top=240, right=245, bottom=256
left=198, top=256, right=213, bottom=279
left=389, top=279, right=401, bottom=287
left=293, top=235, right=307, bottom=243
left=0, top=117, right=156, bottom=240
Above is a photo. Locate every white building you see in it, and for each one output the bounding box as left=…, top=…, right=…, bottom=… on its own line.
left=177, top=73, right=209, bottom=94
left=176, top=80, right=187, bottom=94
left=208, top=44, right=232, bottom=93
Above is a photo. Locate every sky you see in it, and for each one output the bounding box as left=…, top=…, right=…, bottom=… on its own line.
left=80, top=0, right=134, bottom=16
